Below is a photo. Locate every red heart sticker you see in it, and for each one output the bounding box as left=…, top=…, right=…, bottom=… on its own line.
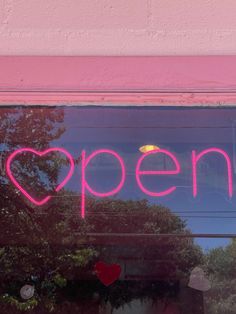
left=6, top=147, right=75, bottom=206
left=95, top=262, right=121, bottom=286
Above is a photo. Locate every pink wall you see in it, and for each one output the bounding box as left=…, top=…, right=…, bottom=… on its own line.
left=1, top=0, right=236, bottom=55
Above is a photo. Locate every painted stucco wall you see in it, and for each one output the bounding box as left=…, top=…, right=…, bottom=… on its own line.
left=0, top=0, right=236, bottom=55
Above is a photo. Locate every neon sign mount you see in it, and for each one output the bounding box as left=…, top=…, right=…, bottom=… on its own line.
left=6, top=147, right=233, bottom=218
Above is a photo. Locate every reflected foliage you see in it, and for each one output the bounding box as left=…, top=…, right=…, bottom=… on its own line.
left=205, top=239, right=236, bottom=314
left=0, top=107, right=204, bottom=313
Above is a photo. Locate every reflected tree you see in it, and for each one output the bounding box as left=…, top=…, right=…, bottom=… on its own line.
left=0, top=108, right=95, bottom=312
left=0, top=107, right=204, bottom=313
left=84, top=198, right=204, bottom=311
left=205, top=239, right=236, bottom=314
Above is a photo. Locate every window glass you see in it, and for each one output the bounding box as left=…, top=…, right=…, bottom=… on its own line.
left=0, top=106, right=235, bottom=313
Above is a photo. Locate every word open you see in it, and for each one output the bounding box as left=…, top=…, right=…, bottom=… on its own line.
left=6, top=147, right=233, bottom=218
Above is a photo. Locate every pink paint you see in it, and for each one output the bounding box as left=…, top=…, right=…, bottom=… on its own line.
left=136, top=149, right=181, bottom=197
left=192, top=148, right=233, bottom=198
left=6, top=147, right=75, bottom=206
left=1, top=57, right=236, bottom=93
left=0, top=0, right=236, bottom=55
left=1, top=91, right=236, bottom=107
left=81, top=149, right=126, bottom=218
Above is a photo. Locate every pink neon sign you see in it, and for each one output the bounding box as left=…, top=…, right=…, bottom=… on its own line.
left=5, top=146, right=234, bottom=218
left=6, top=147, right=75, bottom=206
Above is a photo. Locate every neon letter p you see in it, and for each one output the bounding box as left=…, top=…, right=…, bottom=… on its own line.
left=81, top=149, right=125, bottom=218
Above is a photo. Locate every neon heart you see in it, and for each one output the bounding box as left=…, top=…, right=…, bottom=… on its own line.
left=95, top=261, right=121, bottom=286
left=6, top=147, right=75, bottom=206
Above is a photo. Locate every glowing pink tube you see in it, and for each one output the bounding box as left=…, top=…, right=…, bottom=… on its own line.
left=136, top=149, right=180, bottom=197
left=192, top=148, right=233, bottom=198
left=81, top=149, right=126, bottom=218
left=6, top=147, right=75, bottom=206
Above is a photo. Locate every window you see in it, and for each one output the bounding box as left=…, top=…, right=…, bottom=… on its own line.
left=0, top=105, right=235, bottom=313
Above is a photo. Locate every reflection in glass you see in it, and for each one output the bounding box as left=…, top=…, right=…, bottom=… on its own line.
left=0, top=106, right=236, bottom=313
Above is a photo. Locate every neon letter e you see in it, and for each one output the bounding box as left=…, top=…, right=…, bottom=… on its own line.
left=136, top=149, right=180, bottom=197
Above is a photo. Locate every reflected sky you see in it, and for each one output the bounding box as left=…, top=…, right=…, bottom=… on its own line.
left=58, top=107, right=236, bottom=231
left=2, top=106, right=236, bottom=250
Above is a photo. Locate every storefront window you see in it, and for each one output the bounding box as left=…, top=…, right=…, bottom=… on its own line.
left=0, top=105, right=236, bottom=313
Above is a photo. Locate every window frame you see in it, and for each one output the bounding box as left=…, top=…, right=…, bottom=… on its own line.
left=0, top=56, right=236, bottom=106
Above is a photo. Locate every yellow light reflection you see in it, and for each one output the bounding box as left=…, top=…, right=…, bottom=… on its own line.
left=139, top=145, right=160, bottom=153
